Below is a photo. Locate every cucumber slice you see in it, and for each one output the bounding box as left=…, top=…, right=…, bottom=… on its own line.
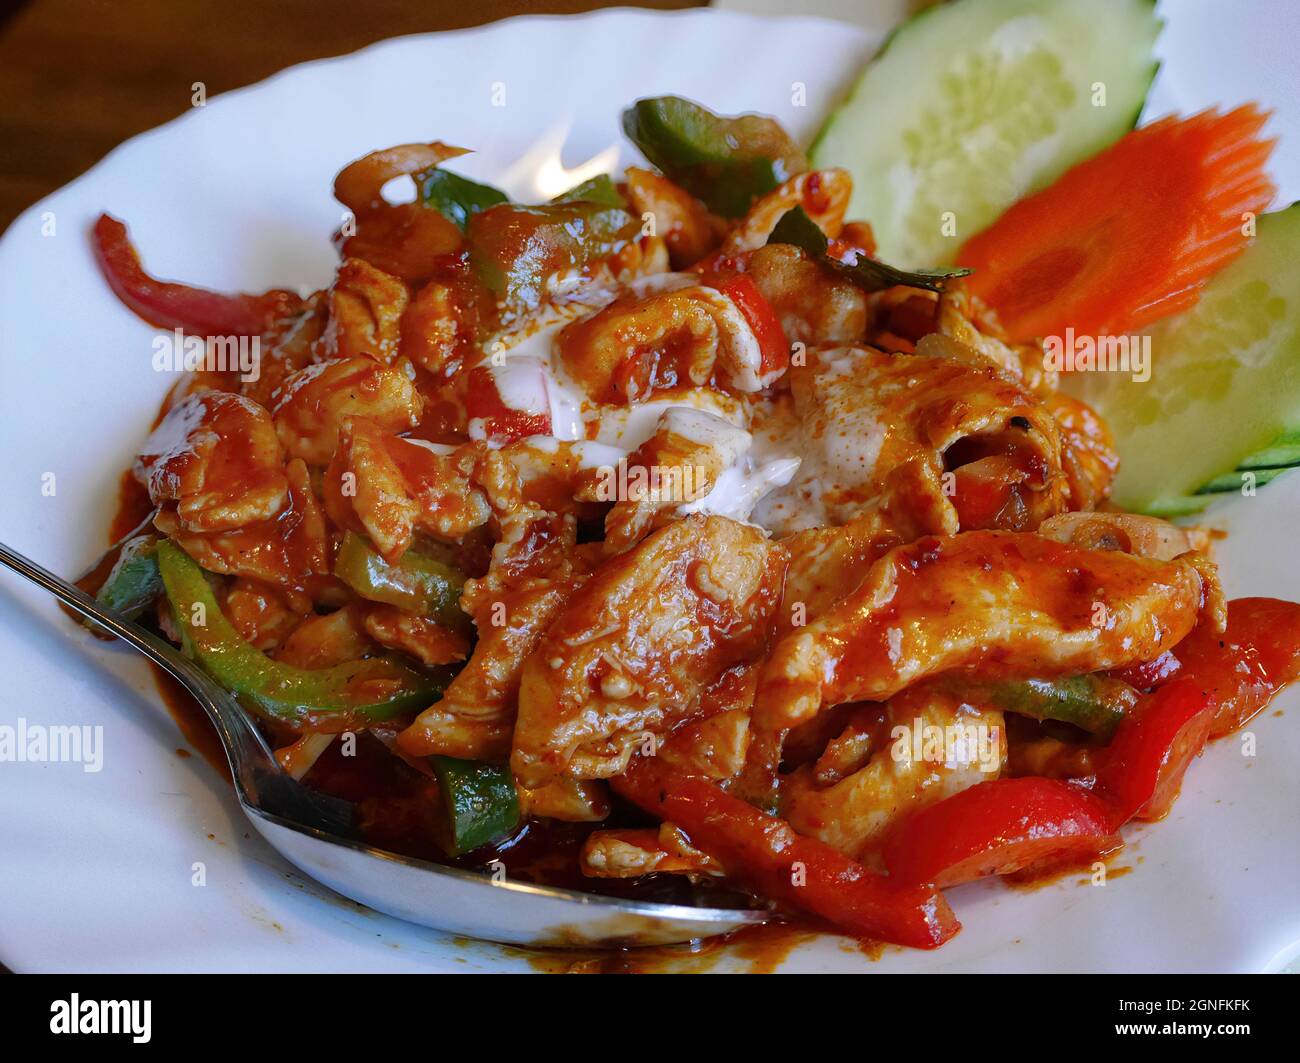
left=1199, top=466, right=1292, bottom=494
left=1236, top=429, right=1300, bottom=470
left=1137, top=430, right=1300, bottom=517
left=810, top=0, right=1161, bottom=267
left=1069, top=205, right=1300, bottom=514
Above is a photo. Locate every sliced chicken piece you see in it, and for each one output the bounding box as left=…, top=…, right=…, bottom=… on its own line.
left=273, top=604, right=375, bottom=669
left=739, top=513, right=903, bottom=805
left=1038, top=512, right=1209, bottom=561
left=650, top=661, right=759, bottom=784
left=241, top=294, right=328, bottom=410
left=1040, top=393, right=1121, bottom=512
left=722, top=170, right=852, bottom=253
left=221, top=578, right=304, bottom=651
left=580, top=824, right=723, bottom=879
left=517, top=778, right=611, bottom=823
left=158, top=367, right=236, bottom=415
left=931, top=285, right=1058, bottom=392
left=512, top=514, right=787, bottom=788
left=138, top=391, right=289, bottom=533
left=746, top=243, right=867, bottom=346
left=780, top=684, right=1005, bottom=860
left=400, top=268, right=488, bottom=379
left=782, top=701, right=870, bottom=770
left=624, top=167, right=722, bottom=268
left=776, top=512, right=905, bottom=631
left=362, top=604, right=469, bottom=667
left=754, top=530, right=1206, bottom=734
left=808, top=703, right=888, bottom=786
left=397, top=581, right=575, bottom=762
left=323, top=418, right=491, bottom=562
left=154, top=458, right=329, bottom=609
left=556, top=282, right=777, bottom=403
left=603, top=407, right=751, bottom=554
left=397, top=473, right=599, bottom=763
left=271, top=356, right=423, bottom=466
left=599, top=232, right=673, bottom=292
left=874, top=286, right=1054, bottom=394
left=317, top=258, right=409, bottom=365
left=755, top=345, right=1067, bottom=538
left=658, top=708, right=751, bottom=783
left=501, top=437, right=622, bottom=516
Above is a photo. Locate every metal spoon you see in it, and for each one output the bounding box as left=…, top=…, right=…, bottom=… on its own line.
left=0, top=540, right=768, bottom=948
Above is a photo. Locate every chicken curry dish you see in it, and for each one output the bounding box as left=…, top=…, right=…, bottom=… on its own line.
left=80, top=95, right=1300, bottom=950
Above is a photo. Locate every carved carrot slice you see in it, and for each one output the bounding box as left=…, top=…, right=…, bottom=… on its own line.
left=958, top=106, right=1276, bottom=341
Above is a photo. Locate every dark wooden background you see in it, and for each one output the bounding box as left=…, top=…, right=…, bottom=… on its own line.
left=0, top=0, right=702, bottom=232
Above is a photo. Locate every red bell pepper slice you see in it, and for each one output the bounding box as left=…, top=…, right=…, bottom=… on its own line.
left=1093, top=600, right=1300, bottom=826
left=688, top=249, right=754, bottom=285
left=883, top=777, right=1119, bottom=888
left=711, top=273, right=789, bottom=378
left=1095, top=677, right=1217, bottom=826
left=1172, top=597, right=1300, bottom=738
left=92, top=213, right=302, bottom=337
left=612, top=757, right=960, bottom=949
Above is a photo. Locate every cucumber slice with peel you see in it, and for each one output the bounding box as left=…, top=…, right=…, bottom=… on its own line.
left=1235, top=429, right=1300, bottom=470
left=1198, top=466, right=1291, bottom=494
left=811, top=0, right=1161, bottom=267
left=1068, top=205, right=1300, bottom=514
left=1143, top=450, right=1297, bottom=517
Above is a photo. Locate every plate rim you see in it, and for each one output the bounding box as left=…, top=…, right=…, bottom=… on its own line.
left=1, top=3, right=1295, bottom=974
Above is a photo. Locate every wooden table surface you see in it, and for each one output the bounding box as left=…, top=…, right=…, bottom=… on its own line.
left=0, top=0, right=701, bottom=232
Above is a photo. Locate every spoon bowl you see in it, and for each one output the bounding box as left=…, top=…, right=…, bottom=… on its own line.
left=0, top=540, right=769, bottom=948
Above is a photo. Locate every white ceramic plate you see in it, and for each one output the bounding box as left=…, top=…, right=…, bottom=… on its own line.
left=1, top=5, right=1298, bottom=973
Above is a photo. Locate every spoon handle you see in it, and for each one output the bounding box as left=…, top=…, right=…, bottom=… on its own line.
left=0, top=539, right=277, bottom=788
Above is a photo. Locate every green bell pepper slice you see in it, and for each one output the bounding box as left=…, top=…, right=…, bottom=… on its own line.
left=332, top=532, right=467, bottom=629
left=551, top=173, right=626, bottom=209
left=156, top=540, right=450, bottom=727
left=467, top=200, right=639, bottom=316
left=954, top=675, right=1139, bottom=740
left=431, top=756, right=521, bottom=855
left=621, top=95, right=808, bottom=218
left=95, top=533, right=163, bottom=620
left=419, top=166, right=509, bottom=232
